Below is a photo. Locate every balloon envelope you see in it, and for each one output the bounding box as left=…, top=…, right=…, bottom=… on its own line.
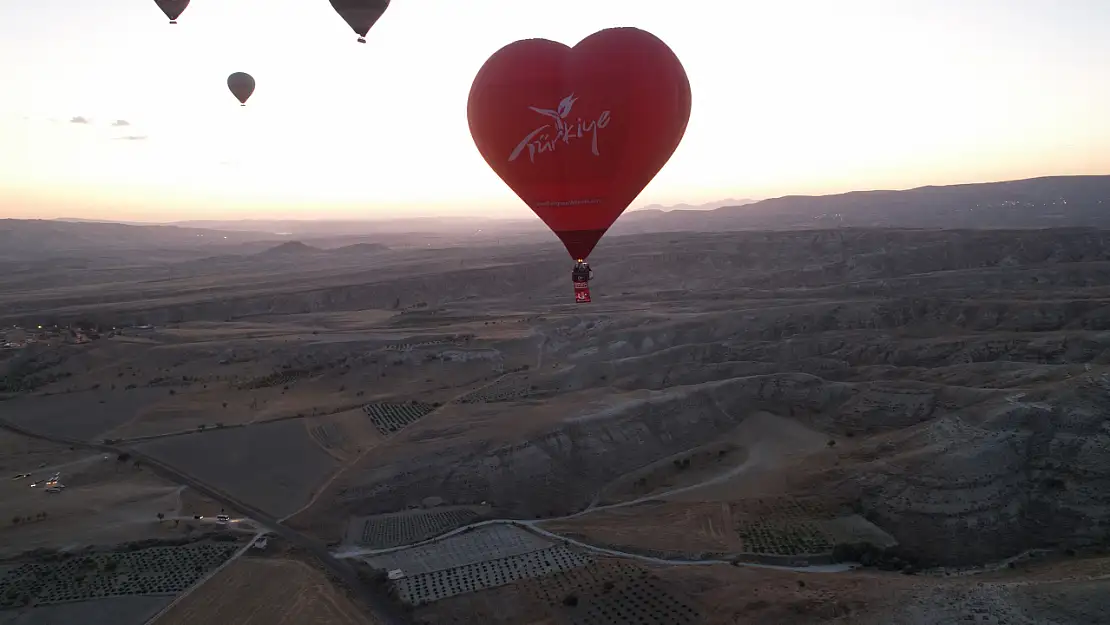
left=329, top=0, right=390, bottom=41
left=227, top=72, right=256, bottom=105
left=467, top=28, right=691, bottom=260
left=154, top=0, right=189, bottom=22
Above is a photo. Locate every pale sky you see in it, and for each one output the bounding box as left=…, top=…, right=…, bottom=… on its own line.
left=1, top=0, right=1109, bottom=222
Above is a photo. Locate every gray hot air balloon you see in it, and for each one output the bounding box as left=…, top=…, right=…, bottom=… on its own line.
left=227, top=72, right=255, bottom=106
left=154, top=0, right=190, bottom=24
left=329, top=0, right=390, bottom=43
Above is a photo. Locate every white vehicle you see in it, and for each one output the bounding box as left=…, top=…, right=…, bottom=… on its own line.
left=216, top=514, right=230, bottom=522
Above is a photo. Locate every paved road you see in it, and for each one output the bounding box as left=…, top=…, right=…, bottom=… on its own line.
left=0, top=419, right=411, bottom=625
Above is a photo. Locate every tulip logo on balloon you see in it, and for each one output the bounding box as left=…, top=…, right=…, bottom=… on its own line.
left=508, top=93, right=611, bottom=163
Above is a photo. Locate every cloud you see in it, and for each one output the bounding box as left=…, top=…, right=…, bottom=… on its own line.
left=114, top=135, right=149, bottom=141
left=69, top=116, right=90, bottom=124
left=111, top=119, right=130, bottom=126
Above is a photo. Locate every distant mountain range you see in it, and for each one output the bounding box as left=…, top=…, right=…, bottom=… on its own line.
left=12, top=174, right=1109, bottom=261
left=609, top=175, right=1110, bottom=234
left=631, top=198, right=756, bottom=212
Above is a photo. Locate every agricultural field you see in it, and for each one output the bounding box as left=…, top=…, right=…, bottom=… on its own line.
left=412, top=557, right=701, bottom=625
left=303, top=408, right=382, bottom=462
left=392, top=544, right=594, bottom=605
left=150, top=555, right=374, bottom=625
left=363, top=402, right=436, bottom=435
left=137, top=418, right=340, bottom=518
left=365, top=524, right=551, bottom=575
left=553, top=571, right=702, bottom=625
left=0, top=596, right=173, bottom=625
left=730, top=497, right=889, bottom=556
left=346, top=507, right=481, bottom=549
left=735, top=520, right=832, bottom=556
left=384, top=337, right=460, bottom=351
left=0, top=540, right=240, bottom=609
left=456, top=374, right=534, bottom=403
left=540, top=502, right=744, bottom=557
left=0, top=388, right=167, bottom=441
left=310, top=423, right=342, bottom=450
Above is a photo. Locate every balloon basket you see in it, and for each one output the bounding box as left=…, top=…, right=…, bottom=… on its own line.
left=357, top=37, right=367, bottom=43
left=573, top=281, right=591, bottom=303
left=169, top=20, right=177, bottom=24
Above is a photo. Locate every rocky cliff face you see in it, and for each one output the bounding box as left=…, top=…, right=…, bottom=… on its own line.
left=338, top=349, right=1110, bottom=566
left=852, top=381, right=1110, bottom=565
left=338, top=373, right=853, bottom=517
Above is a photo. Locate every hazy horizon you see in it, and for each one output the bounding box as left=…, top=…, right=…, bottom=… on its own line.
left=3, top=0, right=1109, bottom=222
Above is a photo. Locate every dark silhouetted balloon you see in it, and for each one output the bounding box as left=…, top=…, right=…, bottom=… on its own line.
left=329, top=0, right=390, bottom=43
left=154, top=0, right=190, bottom=24
left=227, top=73, right=255, bottom=106
left=467, top=27, right=692, bottom=261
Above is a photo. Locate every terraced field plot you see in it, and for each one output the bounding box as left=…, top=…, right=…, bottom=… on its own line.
left=393, top=545, right=593, bottom=605
left=309, top=423, right=343, bottom=449
left=348, top=508, right=479, bottom=548
left=0, top=541, right=239, bottom=609
left=366, top=524, right=550, bottom=575
left=363, top=402, right=435, bottom=434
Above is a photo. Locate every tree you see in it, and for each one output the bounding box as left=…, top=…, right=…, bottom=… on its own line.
left=157, top=513, right=165, bottom=520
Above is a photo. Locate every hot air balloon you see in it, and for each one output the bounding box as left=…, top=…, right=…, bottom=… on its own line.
left=153, top=0, right=190, bottom=24
left=329, top=0, right=390, bottom=43
left=467, top=27, right=692, bottom=303
left=227, top=72, right=255, bottom=106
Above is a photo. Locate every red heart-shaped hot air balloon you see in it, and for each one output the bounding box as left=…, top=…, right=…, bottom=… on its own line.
left=468, top=27, right=691, bottom=261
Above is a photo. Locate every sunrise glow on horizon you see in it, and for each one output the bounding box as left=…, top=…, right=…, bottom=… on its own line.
left=2, top=0, right=1109, bottom=222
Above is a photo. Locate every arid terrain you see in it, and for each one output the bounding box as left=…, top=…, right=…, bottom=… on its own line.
left=3, top=188, right=1110, bottom=624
